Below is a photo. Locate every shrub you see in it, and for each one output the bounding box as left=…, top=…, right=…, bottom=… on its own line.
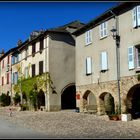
left=20, top=104, right=29, bottom=111
left=13, top=93, right=21, bottom=105
left=0, top=93, right=7, bottom=106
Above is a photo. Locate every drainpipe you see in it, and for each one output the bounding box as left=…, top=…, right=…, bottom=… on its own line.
left=45, top=35, right=50, bottom=111
left=110, top=10, right=121, bottom=114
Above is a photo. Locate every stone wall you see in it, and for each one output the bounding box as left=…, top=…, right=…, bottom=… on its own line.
left=76, top=75, right=140, bottom=115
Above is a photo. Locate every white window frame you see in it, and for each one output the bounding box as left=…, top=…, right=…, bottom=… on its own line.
left=100, top=21, right=108, bottom=39
left=85, top=29, right=92, bottom=45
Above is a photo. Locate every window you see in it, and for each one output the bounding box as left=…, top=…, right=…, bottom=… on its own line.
left=15, top=54, right=19, bottom=63
left=135, top=46, right=140, bottom=70
left=39, top=61, right=43, bottom=75
left=7, top=73, right=9, bottom=84
left=100, top=22, right=108, bottom=39
left=32, top=43, right=36, bottom=54
left=12, top=73, right=14, bottom=84
left=40, top=39, right=44, bottom=51
left=7, top=55, right=10, bottom=64
left=24, top=67, right=28, bottom=79
left=14, top=72, right=18, bottom=84
left=132, top=6, right=140, bottom=28
left=85, top=30, right=92, bottom=45
left=12, top=56, right=15, bottom=65
left=32, top=64, right=36, bottom=77
left=86, top=57, right=92, bottom=75
left=101, top=51, right=108, bottom=71
left=25, top=47, right=29, bottom=59
left=128, top=46, right=134, bottom=70
left=2, top=60, right=4, bottom=69
left=2, top=76, right=4, bottom=86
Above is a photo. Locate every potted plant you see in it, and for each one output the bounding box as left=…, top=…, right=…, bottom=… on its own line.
left=121, top=110, right=132, bottom=121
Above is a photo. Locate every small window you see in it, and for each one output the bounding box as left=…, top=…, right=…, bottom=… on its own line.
left=100, top=22, right=108, bottom=39
left=32, top=64, right=36, bottom=77
left=39, top=61, right=43, bottom=75
left=7, top=73, right=9, bottom=84
left=2, top=60, right=4, bottom=69
left=85, top=30, right=92, bottom=45
left=25, top=47, right=29, bottom=59
left=40, top=39, right=44, bottom=51
left=32, top=43, right=36, bottom=54
left=7, top=55, right=10, bottom=64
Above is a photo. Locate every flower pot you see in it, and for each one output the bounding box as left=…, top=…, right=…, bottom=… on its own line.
left=121, top=114, right=132, bottom=121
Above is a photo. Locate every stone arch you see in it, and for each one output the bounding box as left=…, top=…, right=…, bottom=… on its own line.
left=61, top=83, right=76, bottom=109
left=82, top=90, right=97, bottom=113
left=37, top=89, right=45, bottom=109
left=98, top=92, right=115, bottom=115
left=6, top=91, right=11, bottom=106
left=126, top=84, right=140, bottom=119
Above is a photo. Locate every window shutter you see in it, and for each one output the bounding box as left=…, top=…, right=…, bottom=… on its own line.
left=89, top=30, right=92, bottom=43
left=104, top=22, right=108, bottom=36
left=137, top=6, right=140, bottom=26
left=101, top=51, right=108, bottom=70
left=86, top=57, right=92, bottom=75
left=132, top=7, right=137, bottom=28
left=85, top=31, right=88, bottom=45
left=12, top=73, right=14, bottom=84
left=128, top=46, right=134, bottom=70
left=100, top=24, right=103, bottom=38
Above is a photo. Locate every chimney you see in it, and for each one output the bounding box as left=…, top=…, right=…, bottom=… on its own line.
left=0, top=49, right=4, bottom=58
left=17, top=39, right=22, bottom=46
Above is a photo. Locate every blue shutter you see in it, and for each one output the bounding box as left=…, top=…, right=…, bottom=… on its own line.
left=101, top=51, right=108, bottom=71
left=128, top=46, right=134, bottom=70
left=12, top=56, right=15, bottom=64
left=86, top=57, right=92, bottom=75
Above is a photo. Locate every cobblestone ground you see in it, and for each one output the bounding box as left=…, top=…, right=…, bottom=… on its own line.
left=0, top=107, right=140, bottom=138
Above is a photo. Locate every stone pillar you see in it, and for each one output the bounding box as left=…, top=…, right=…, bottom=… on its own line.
left=79, top=98, right=84, bottom=112
left=97, top=98, right=105, bottom=115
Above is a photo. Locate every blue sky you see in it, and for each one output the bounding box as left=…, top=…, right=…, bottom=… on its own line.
left=0, top=2, right=118, bottom=52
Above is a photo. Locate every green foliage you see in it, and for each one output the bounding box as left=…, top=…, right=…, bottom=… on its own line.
left=13, top=93, right=21, bottom=105
left=137, top=74, right=140, bottom=81
left=0, top=93, right=10, bottom=106
left=29, top=85, right=38, bottom=111
left=13, top=72, right=53, bottom=111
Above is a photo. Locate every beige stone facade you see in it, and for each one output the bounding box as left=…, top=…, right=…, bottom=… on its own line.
left=74, top=3, right=140, bottom=116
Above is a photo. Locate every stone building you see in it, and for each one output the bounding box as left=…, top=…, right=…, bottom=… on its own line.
left=73, top=2, right=140, bottom=118
left=0, top=47, right=17, bottom=102
left=11, top=20, right=84, bottom=111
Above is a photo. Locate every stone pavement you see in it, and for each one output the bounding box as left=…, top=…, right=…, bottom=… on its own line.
left=0, top=107, right=140, bottom=138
